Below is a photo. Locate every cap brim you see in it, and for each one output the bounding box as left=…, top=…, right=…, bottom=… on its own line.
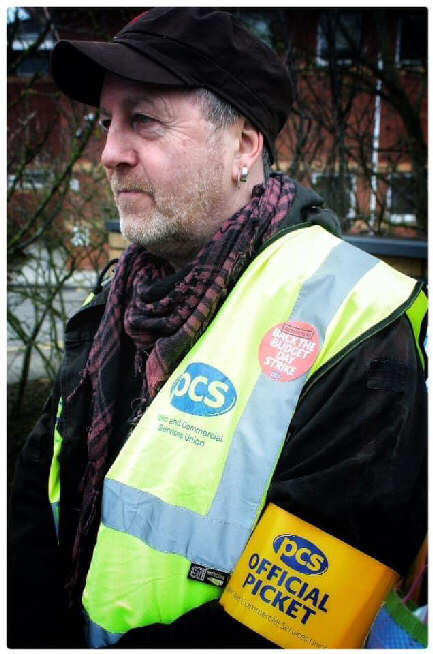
left=51, top=40, right=187, bottom=107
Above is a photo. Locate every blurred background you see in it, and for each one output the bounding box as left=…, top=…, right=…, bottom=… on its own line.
left=7, top=7, right=427, bottom=482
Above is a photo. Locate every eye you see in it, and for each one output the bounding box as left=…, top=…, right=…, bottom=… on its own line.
left=131, top=113, right=154, bottom=129
left=99, top=118, right=111, bottom=132
left=131, top=113, right=164, bottom=139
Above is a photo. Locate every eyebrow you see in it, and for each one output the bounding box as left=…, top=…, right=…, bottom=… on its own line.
left=100, top=94, right=159, bottom=117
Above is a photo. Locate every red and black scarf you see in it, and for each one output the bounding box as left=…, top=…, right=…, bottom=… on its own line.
left=66, top=174, right=296, bottom=603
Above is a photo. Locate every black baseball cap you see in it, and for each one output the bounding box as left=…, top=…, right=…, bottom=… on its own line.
left=51, top=7, right=292, bottom=161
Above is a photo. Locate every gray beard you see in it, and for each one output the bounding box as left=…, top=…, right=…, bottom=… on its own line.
left=112, top=127, right=227, bottom=265
left=118, top=179, right=225, bottom=265
left=117, top=167, right=226, bottom=264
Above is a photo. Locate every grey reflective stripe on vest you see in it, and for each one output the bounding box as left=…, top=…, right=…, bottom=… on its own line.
left=51, top=502, right=59, bottom=539
left=84, top=612, right=122, bottom=648
left=102, top=240, right=377, bottom=572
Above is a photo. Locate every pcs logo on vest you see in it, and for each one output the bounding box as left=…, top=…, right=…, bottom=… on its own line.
left=273, top=535, right=328, bottom=576
left=170, top=362, right=237, bottom=417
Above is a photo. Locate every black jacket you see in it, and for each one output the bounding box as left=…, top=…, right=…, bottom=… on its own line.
left=9, top=185, right=427, bottom=648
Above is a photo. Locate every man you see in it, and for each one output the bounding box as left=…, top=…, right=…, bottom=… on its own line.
left=10, top=8, right=427, bottom=649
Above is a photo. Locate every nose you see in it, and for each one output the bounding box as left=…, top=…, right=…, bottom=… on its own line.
left=100, top=124, right=138, bottom=170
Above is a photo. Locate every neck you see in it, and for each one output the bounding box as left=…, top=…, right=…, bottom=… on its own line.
left=167, top=166, right=266, bottom=271
left=217, top=166, right=266, bottom=239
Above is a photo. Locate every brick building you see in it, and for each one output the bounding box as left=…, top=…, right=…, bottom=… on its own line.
left=7, top=7, right=427, bottom=277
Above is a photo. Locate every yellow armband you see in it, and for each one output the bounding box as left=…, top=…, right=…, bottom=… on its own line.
left=220, top=504, right=398, bottom=648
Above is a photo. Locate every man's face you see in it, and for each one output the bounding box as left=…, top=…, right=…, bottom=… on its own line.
left=100, top=73, right=234, bottom=267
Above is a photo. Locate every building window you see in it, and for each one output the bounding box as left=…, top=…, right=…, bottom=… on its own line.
left=7, top=7, right=55, bottom=77
left=312, top=173, right=357, bottom=220
left=14, top=54, right=50, bottom=76
left=8, top=170, right=80, bottom=192
left=8, top=169, right=52, bottom=190
left=387, top=174, right=416, bottom=224
left=69, top=178, right=80, bottom=192
left=316, top=11, right=363, bottom=66
left=395, top=11, right=427, bottom=67
left=233, top=10, right=275, bottom=49
left=71, top=225, right=90, bottom=247
left=7, top=7, right=55, bottom=50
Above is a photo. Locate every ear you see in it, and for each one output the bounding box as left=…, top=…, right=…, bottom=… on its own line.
left=231, top=118, right=263, bottom=185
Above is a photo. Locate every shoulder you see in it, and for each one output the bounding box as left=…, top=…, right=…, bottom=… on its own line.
left=64, top=280, right=111, bottom=333
left=64, top=257, right=119, bottom=332
left=269, top=313, right=427, bottom=573
left=300, top=313, right=425, bottom=422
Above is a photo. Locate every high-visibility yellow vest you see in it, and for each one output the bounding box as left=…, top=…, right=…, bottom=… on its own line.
left=48, top=225, right=426, bottom=647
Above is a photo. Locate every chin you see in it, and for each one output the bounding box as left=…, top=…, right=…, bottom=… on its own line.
left=119, top=208, right=208, bottom=266
left=120, top=213, right=173, bottom=251
left=119, top=213, right=154, bottom=245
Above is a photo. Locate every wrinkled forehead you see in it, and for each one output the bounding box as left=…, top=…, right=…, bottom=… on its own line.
left=99, top=72, right=198, bottom=117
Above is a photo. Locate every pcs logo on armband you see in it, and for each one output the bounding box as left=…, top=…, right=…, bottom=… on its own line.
left=273, top=535, right=328, bottom=576
left=240, top=533, right=331, bottom=627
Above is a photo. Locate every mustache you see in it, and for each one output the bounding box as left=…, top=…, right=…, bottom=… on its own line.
left=110, top=174, right=154, bottom=196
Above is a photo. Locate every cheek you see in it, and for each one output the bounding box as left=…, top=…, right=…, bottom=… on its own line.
left=136, top=133, right=218, bottom=189
left=166, top=148, right=199, bottom=184
left=137, top=145, right=171, bottom=180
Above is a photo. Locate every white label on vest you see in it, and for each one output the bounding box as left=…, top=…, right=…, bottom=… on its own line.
left=259, top=321, right=320, bottom=382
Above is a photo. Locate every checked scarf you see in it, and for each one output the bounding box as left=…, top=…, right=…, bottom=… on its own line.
left=65, top=173, right=296, bottom=604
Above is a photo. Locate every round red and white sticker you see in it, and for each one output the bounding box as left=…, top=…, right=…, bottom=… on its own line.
left=259, top=321, right=320, bottom=382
